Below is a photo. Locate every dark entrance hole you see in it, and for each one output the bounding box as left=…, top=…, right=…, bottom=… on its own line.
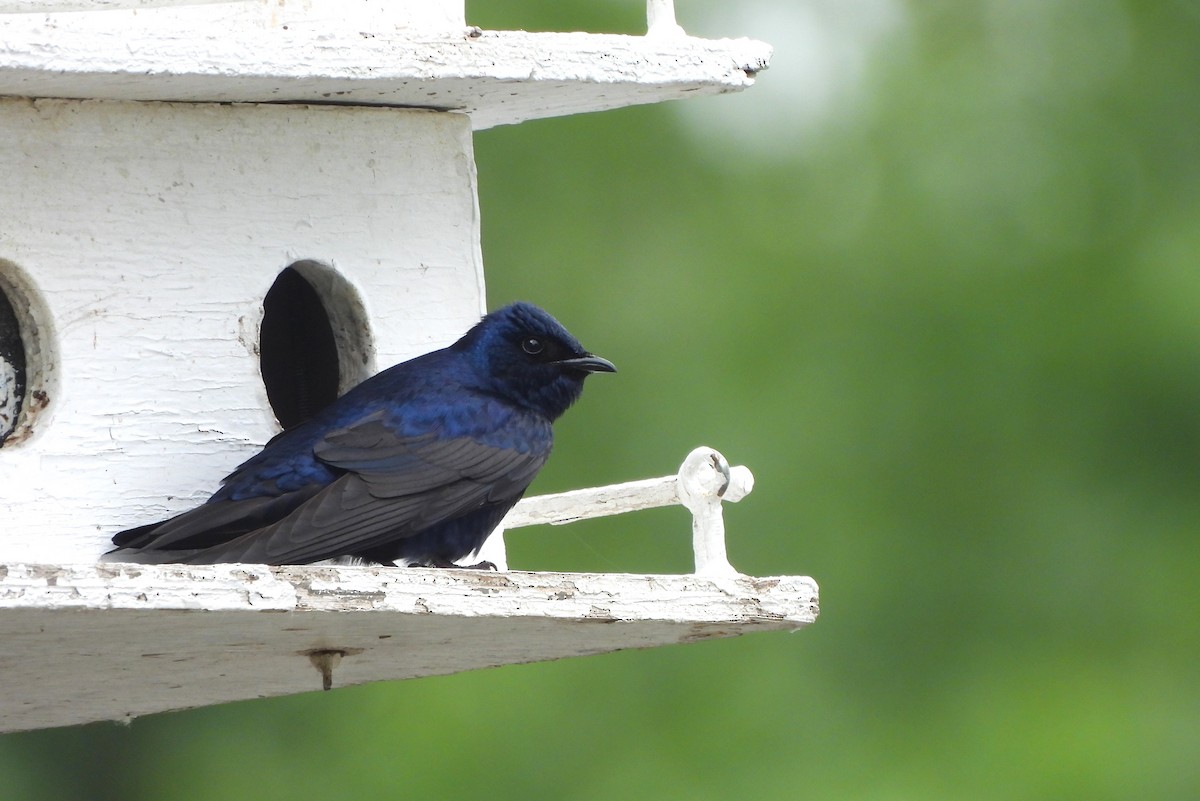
left=260, top=267, right=342, bottom=430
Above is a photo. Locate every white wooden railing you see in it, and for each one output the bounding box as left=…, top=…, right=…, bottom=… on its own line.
left=498, top=446, right=753, bottom=576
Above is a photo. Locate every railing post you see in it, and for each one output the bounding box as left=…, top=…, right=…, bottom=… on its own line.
left=646, top=0, right=685, bottom=38
left=677, top=446, right=752, bottom=576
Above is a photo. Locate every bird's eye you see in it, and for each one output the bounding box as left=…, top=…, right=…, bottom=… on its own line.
left=521, top=337, right=544, bottom=355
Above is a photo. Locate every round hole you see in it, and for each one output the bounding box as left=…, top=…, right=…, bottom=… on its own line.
left=259, top=262, right=374, bottom=430
left=0, top=259, right=56, bottom=449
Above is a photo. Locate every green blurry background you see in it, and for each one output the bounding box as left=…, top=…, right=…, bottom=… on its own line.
left=4, top=1, right=1198, bottom=798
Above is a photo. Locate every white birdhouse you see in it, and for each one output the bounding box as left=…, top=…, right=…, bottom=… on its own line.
left=0, top=0, right=817, bottom=732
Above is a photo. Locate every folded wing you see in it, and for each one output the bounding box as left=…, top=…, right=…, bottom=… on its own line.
left=121, top=411, right=549, bottom=565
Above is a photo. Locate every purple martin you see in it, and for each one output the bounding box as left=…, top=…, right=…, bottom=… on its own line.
left=107, top=302, right=614, bottom=567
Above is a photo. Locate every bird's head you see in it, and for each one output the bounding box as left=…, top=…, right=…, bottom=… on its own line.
left=455, top=302, right=616, bottom=420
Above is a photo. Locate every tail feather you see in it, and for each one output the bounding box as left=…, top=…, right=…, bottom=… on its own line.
left=108, top=484, right=324, bottom=556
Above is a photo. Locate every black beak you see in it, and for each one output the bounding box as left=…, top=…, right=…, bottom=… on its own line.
left=558, top=353, right=617, bottom=374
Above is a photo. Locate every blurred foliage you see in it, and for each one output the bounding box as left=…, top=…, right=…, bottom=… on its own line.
left=4, top=1, right=1199, bottom=799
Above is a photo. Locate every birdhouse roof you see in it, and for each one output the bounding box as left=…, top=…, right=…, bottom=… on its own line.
left=0, top=1, right=771, bottom=128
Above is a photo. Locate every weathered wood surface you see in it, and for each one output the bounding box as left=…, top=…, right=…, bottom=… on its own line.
left=0, top=3, right=792, bottom=735
left=0, top=5, right=771, bottom=129
left=0, top=98, right=485, bottom=563
left=0, top=562, right=819, bottom=732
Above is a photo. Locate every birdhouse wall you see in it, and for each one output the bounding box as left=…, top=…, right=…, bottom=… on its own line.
left=0, top=98, right=485, bottom=563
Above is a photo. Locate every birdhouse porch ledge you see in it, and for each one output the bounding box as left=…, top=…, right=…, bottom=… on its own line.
left=0, top=447, right=819, bottom=733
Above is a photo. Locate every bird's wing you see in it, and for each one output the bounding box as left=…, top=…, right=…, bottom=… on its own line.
left=110, top=483, right=325, bottom=551
left=176, top=413, right=549, bottom=564
left=314, top=411, right=547, bottom=499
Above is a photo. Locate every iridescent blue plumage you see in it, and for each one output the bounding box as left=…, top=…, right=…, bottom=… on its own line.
left=108, top=302, right=614, bottom=566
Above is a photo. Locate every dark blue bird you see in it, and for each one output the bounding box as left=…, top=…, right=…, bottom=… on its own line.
left=107, top=302, right=615, bottom=567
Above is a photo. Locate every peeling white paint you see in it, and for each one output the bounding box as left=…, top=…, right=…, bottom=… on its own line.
left=0, top=0, right=463, bottom=27
left=0, top=561, right=819, bottom=732
left=0, top=99, right=484, bottom=561
left=0, top=3, right=771, bottom=130
left=0, top=2, right=804, bottom=735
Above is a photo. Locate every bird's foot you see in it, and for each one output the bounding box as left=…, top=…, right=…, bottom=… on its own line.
left=421, top=558, right=497, bottom=571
